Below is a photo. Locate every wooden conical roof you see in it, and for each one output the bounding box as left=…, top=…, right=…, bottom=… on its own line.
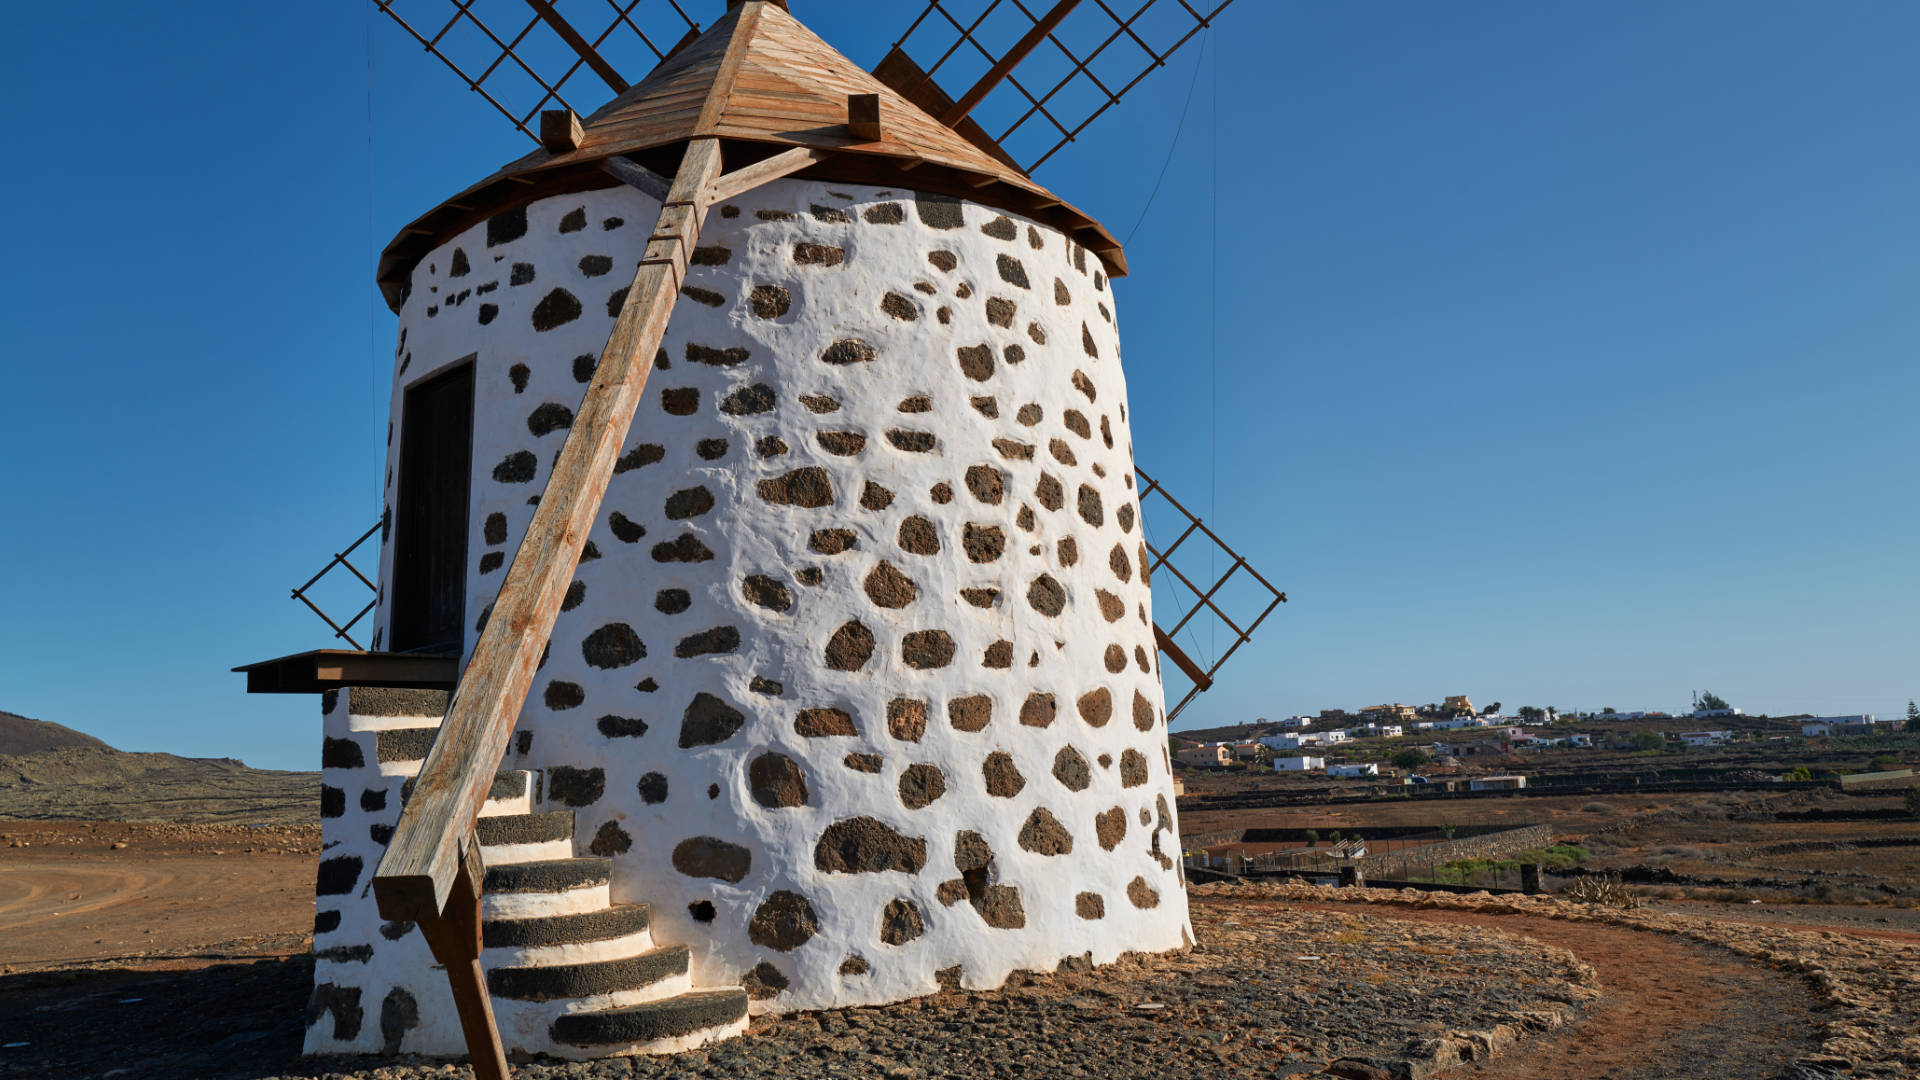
left=377, top=1, right=1123, bottom=309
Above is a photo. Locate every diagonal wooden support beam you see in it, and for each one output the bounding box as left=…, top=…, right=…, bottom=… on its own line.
left=602, top=155, right=672, bottom=201
left=372, top=135, right=724, bottom=925
left=705, top=146, right=833, bottom=205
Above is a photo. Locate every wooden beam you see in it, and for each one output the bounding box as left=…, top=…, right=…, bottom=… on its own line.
left=705, top=146, right=832, bottom=205
left=1154, top=623, right=1214, bottom=691
left=371, top=135, right=724, bottom=924
left=520, top=0, right=629, bottom=95
left=413, top=842, right=509, bottom=1080
left=940, top=0, right=1082, bottom=127
left=540, top=109, right=584, bottom=154
left=602, top=155, right=671, bottom=202
left=694, top=3, right=765, bottom=135
left=847, top=93, right=882, bottom=142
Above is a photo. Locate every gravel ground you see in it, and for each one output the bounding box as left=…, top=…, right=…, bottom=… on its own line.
left=1200, top=882, right=1920, bottom=1080
left=0, top=898, right=1595, bottom=1080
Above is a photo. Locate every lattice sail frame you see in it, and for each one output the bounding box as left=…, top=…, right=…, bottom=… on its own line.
left=1137, top=468, right=1286, bottom=722
left=892, top=0, right=1233, bottom=172
left=372, top=0, right=700, bottom=141
left=290, top=519, right=385, bottom=650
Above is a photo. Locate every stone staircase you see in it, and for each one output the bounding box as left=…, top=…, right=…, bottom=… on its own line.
left=375, top=725, right=749, bottom=1058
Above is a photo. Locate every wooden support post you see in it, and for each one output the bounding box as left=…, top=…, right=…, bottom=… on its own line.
left=540, top=108, right=584, bottom=153
left=848, top=93, right=882, bottom=141
left=371, top=136, right=724, bottom=925
left=414, top=842, right=510, bottom=1080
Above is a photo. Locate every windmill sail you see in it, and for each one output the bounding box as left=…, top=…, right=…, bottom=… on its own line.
left=880, top=0, right=1234, bottom=173
left=370, top=0, right=701, bottom=140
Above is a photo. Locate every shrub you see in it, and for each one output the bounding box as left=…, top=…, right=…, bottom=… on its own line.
left=1567, top=872, right=1640, bottom=909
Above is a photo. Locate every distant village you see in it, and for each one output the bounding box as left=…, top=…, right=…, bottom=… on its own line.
left=1170, top=693, right=1903, bottom=789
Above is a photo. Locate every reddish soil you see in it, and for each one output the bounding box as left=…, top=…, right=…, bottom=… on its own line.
left=1297, top=901, right=1820, bottom=1080
left=0, top=821, right=316, bottom=971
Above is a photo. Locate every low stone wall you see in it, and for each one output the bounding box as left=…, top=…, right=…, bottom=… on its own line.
left=1355, top=823, right=1553, bottom=881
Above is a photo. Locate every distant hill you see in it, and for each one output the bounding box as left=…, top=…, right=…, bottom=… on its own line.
left=1172, top=720, right=1282, bottom=746
left=0, top=709, right=316, bottom=824
left=0, top=709, right=112, bottom=755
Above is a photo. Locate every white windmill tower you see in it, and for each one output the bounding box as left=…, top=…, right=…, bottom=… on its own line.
left=238, top=0, right=1283, bottom=1071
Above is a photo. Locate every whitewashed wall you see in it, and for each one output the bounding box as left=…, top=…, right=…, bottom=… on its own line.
left=333, top=177, right=1187, bottom=1040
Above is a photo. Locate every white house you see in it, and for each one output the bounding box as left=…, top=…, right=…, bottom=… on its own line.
left=1567, top=733, right=1593, bottom=748
left=1468, top=774, right=1528, bottom=791
left=1804, top=715, right=1883, bottom=737
left=1272, top=756, right=1324, bottom=772
left=1692, top=707, right=1744, bottom=718
left=1327, top=763, right=1379, bottom=778
left=1682, top=730, right=1732, bottom=747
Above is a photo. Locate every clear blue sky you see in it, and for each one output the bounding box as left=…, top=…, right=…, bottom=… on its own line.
left=1, top=2, right=1914, bottom=770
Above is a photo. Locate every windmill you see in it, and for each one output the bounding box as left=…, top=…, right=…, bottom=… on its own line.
left=236, top=1, right=1285, bottom=1072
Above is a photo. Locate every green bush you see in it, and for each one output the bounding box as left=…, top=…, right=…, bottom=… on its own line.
left=1392, top=748, right=1430, bottom=770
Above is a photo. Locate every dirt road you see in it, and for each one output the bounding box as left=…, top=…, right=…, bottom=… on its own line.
left=0, top=821, right=315, bottom=971
left=1298, top=901, right=1821, bottom=1080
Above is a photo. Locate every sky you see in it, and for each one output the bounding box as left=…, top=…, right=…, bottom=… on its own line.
left=0, top=2, right=1914, bottom=771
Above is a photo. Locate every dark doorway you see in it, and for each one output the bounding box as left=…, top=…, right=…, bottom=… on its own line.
left=389, top=361, right=474, bottom=654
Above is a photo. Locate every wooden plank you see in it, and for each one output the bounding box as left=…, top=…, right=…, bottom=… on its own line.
left=942, top=0, right=1082, bottom=127
left=521, top=0, right=629, bottom=95
left=371, top=137, right=724, bottom=923
left=705, top=145, right=833, bottom=204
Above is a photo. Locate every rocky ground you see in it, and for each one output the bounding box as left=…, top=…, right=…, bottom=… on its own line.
left=1215, top=882, right=1920, bottom=1080
left=2, top=897, right=1596, bottom=1080
left=7, top=822, right=1914, bottom=1080
left=0, top=746, right=316, bottom=824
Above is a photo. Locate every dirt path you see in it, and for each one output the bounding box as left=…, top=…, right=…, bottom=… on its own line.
left=1297, top=901, right=1820, bottom=1080
left=0, top=824, right=315, bottom=971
